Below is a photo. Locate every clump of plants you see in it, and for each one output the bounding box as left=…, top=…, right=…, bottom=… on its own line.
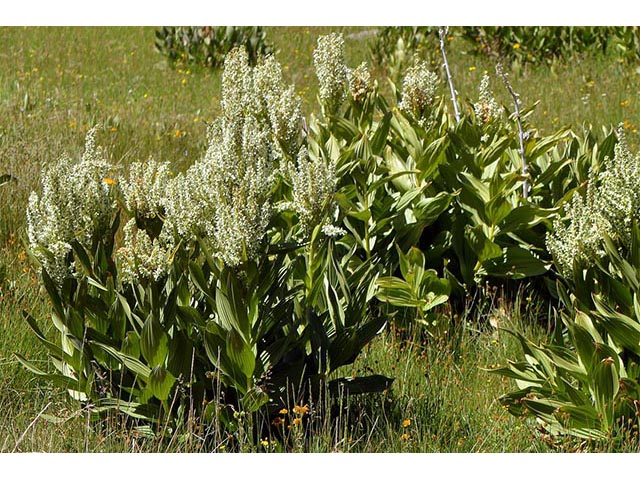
left=154, top=26, right=275, bottom=69
left=21, top=29, right=622, bottom=450
left=19, top=45, right=390, bottom=448
left=462, top=26, right=640, bottom=65
left=371, top=27, right=640, bottom=71
left=495, top=128, right=640, bottom=442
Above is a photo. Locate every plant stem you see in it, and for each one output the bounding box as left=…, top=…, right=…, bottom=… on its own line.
left=496, top=63, right=528, bottom=199
left=438, top=27, right=460, bottom=123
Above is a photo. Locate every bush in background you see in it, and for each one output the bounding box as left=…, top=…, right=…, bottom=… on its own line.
left=154, top=26, right=275, bottom=69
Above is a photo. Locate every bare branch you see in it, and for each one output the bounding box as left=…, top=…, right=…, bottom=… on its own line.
left=496, top=63, right=528, bottom=199
left=438, top=27, right=460, bottom=123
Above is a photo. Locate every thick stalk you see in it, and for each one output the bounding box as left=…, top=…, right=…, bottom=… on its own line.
left=438, top=27, right=460, bottom=123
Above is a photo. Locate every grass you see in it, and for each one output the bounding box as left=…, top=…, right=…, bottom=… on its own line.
left=1, top=26, right=640, bottom=452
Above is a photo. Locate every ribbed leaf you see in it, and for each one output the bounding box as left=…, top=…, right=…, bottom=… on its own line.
left=148, top=365, right=176, bottom=401
left=140, top=313, right=168, bottom=367
left=91, top=342, right=150, bottom=380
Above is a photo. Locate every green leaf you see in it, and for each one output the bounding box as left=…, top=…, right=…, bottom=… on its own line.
left=92, top=341, right=151, bottom=380
left=330, top=116, right=360, bottom=140
left=41, top=267, right=65, bottom=323
left=226, top=329, right=255, bottom=391
left=22, top=310, right=65, bottom=360
left=140, top=313, right=168, bottom=367
left=70, top=240, right=93, bottom=276
left=14, top=353, right=83, bottom=391
left=93, top=398, right=159, bottom=422
left=148, top=365, right=176, bottom=401
left=484, top=246, right=549, bottom=278
left=188, top=261, right=211, bottom=299
left=329, top=315, right=386, bottom=371
left=485, top=196, right=513, bottom=226
left=242, top=386, right=270, bottom=413
left=216, top=286, right=248, bottom=343
left=122, top=331, right=141, bottom=358
left=499, top=205, right=557, bottom=234
left=370, top=112, right=392, bottom=155
left=466, top=225, right=502, bottom=262
left=375, top=277, right=420, bottom=308
left=593, top=297, right=640, bottom=356
left=413, top=191, right=453, bottom=225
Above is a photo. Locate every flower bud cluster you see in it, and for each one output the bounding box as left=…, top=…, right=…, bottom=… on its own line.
left=27, top=128, right=115, bottom=283
left=547, top=128, right=640, bottom=276
left=473, top=74, right=503, bottom=124
left=117, top=218, right=175, bottom=283
left=313, top=33, right=348, bottom=115
left=287, top=147, right=338, bottom=235
left=165, top=47, right=302, bottom=267
left=398, top=59, right=439, bottom=125
left=348, top=62, right=373, bottom=103
left=120, top=159, right=171, bottom=220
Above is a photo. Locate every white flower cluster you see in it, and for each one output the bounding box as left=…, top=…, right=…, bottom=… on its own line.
left=117, top=218, right=175, bottom=283
left=205, top=117, right=274, bottom=266
left=398, top=60, right=439, bottom=125
left=225, top=49, right=302, bottom=161
left=348, top=62, right=372, bottom=103
left=473, top=74, right=503, bottom=124
left=547, top=128, right=640, bottom=276
left=120, top=159, right=171, bottom=220
left=27, top=128, right=116, bottom=284
left=313, top=33, right=348, bottom=115
left=288, top=147, right=338, bottom=235
left=165, top=47, right=301, bottom=267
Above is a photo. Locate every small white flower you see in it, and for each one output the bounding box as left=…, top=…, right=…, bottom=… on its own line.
left=321, top=224, right=346, bottom=237
left=120, top=159, right=171, bottom=220
left=288, top=147, right=337, bottom=235
left=117, top=219, right=175, bottom=283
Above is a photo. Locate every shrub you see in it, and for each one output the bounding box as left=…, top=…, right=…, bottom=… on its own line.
left=154, top=26, right=275, bottom=69
left=370, top=27, right=640, bottom=70
left=462, top=26, right=640, bottom=65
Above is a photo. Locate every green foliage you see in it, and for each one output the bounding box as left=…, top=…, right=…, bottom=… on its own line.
left=20, top=46, right=392, bottom=443
left=375, top=246, right=449, bottom=334
left=369, top=27, right=439, bottom=82
left=496, top=132, right=640, bottom=442
left=371, top=27, right=640, bottom=72
left=495, top=225, right=640, bottom=441
left=463, top=26, right=640, bottom=65
left=154, top=26, right=275, bottom=69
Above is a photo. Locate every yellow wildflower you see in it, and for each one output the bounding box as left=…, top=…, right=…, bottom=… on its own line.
left=402, top=419, right=411, bottom=428
left=293, top=405, right=309, bottom=416
left=513, top=43, right=521, bottom=49
left=279, top=408, right=289, bottom=415
left=103, top=178, right=116, bottom=185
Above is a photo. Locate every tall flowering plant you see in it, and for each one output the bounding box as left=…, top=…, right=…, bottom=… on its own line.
left=20, top=46, right=391, bottom=436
